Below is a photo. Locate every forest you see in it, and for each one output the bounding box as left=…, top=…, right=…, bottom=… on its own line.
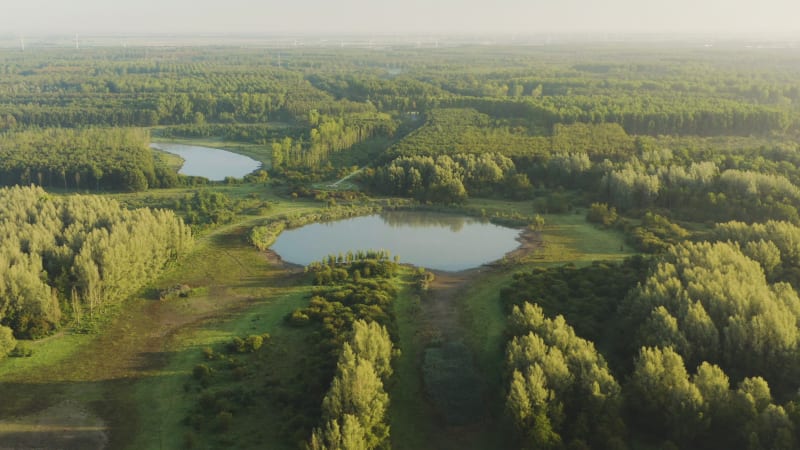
left=2, top=41, right=800, bottom=450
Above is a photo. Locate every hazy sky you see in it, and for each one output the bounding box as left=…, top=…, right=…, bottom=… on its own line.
left=3, top=0, right=800, bottom=35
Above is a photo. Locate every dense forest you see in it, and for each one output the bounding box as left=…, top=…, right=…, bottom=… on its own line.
left=0, top=128, right=171, bottom=191
left=3, top=42, right=800, bottom=450
left=0, top=185, right=192, bottom=343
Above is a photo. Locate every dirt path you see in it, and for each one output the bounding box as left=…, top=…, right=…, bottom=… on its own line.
left=328, top=166, right=364, bottom=187
left=420, top=269, right=482, bottom=342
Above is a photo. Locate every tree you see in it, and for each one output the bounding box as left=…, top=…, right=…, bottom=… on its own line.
left=309, top=414, right=369, bottom=450
left=629, top=347, right=705, bottom=444
left=625, top=241, right=800, bottom=389
left=506, top=303, right=622, bottom=449
left=350, top=320, right=394, bottom=380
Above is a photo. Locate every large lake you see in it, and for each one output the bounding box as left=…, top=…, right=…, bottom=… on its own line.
left=150, top=143, right=261, bottom=181
left=271, top=211, right=522, bottom=271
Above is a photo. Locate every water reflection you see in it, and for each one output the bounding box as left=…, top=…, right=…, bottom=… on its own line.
left=380, top=210, right=482, bottom=232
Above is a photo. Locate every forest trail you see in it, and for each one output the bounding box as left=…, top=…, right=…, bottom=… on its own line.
left=328, top=166, right=364, bottom=187
left=423, top=269, right=483, bottom=342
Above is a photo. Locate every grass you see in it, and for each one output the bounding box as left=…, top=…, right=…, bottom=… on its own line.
left=0, top=333, right=93, bottom=381
left=389, top=271, right=439, bottom=450
left=463, top=198, right=634, bottom=265
left=129, top=285, right=313, bottom=450
left=153, top=148, right=185, bottom=172
left=103, top=220, right=318, bottom=450
left=459, top=207, right=637, bottom=369
left=535, top=209, right=635, bottom=265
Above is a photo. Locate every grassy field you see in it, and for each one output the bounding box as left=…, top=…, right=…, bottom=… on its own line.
left=153, top=148, right=185, bottom=172
left=536, top=210, right=635, bottom=265
left=389, top=270, right=439, bottom=450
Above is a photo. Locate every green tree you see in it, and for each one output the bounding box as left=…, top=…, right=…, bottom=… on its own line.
left=629, top=347, right=705, bottom=444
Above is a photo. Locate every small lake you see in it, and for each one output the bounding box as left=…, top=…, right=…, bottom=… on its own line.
left=150, top=143, right=262, bottom=181
left=270, top=211, right=522, bottom=271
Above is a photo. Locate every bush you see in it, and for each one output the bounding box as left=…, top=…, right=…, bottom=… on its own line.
left=227, top=337, right=246, bottom=354
left=216, top=411, right=234, bottom=431
left=245, top=335, right=263, bottom=352
left=287, top=310, right=310, bottom=326
left=0, top=325, right=16, bottom=358
left=10, top=343, right=33, bottom=358
left=587, top=202, right=618, bottom=226
left=193, top=364, right=212, bottom=380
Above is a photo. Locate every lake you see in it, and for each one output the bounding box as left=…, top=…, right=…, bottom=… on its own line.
left=270, top=211, right=522, bottom=271
left=150, top=143, right=262, bottom=181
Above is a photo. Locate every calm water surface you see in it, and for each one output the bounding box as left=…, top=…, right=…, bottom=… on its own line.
left=151, top=143, right=261, bottom=181
left=271, top=211, right=521, bottom=271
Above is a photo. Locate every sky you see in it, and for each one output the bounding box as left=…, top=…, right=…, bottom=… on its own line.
left=3, top=0, right=800, bottom=36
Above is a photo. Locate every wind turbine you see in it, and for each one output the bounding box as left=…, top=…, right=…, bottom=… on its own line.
left=74, top=33, right=80, bottom=50
left=19, top=35, right=24, bottom=52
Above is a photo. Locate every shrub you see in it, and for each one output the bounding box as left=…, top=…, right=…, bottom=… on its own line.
left=193, top=364, right=212, bottom=380
left=287, top=310, right=310, bottom=326
left=587, top=202, right=618, bottom=226
left=216, top=411, right=234, bottom=431
left=245, top=335, right=263, bottom=352
left=0, top=326, right=16, bottom=358
left=227, top=337, right=246, bottom=354
left=202, top=347, right=216, bottom=360
left=10, top=343, right=32, bottom=358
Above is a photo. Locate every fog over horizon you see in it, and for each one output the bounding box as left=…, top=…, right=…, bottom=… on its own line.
left=3, top=0, right=800, bottom=37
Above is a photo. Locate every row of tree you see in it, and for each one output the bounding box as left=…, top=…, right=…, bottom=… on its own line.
left=628, top=346, right=796, bottom=449
left=270, top=112, right=396, bottom=169
left=504, top=298, right=800, bottom=449
left=623, top=241, right=800, bottom=392
left=284, top=254, right=400, bottom=447
left=366, top=153, right=531, bottom=203
left=309, top=320, right=394, bottom=449
left=0, top=49, right=377, bottom=128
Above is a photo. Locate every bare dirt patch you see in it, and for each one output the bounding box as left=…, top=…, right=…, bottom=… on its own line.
left=503, top=228, right=543, bottom=263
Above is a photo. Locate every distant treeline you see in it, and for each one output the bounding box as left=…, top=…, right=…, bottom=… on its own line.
left=0, top=128, right=176, bottom=191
